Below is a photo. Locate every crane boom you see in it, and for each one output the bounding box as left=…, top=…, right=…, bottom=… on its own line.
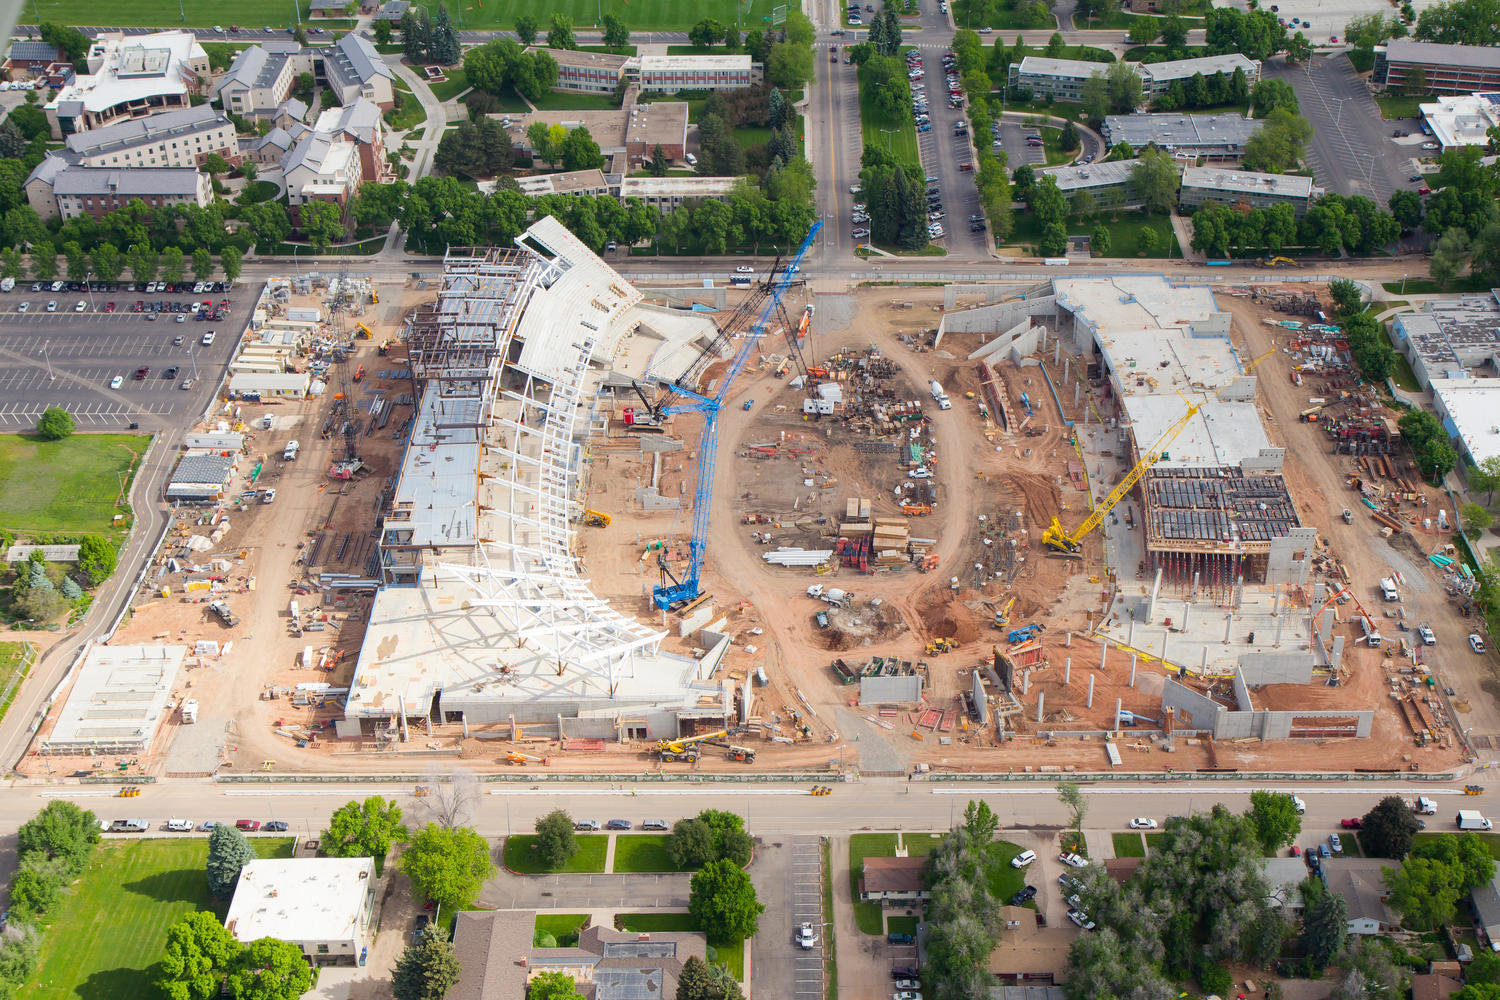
left=1041, top=400, right=1202, bottom=554
left=653, top=222, right=822, bottom=609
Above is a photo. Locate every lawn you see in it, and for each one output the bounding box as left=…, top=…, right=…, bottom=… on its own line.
left=0, top=433, right=148, bottom=537
left=527, top=91, right=622, bottom=112
left=1144, top=832, right=1164, bottom=852
left=240, top=179, right=279, bottom=203
left=1007, top=210, right=1180, bottom=259
left=534, top=913, right=588, bottom=947
left=951, top=0, right=1057, bottom=28
left=1390, top=351, right=1422, bottom=393
left=857, top=80, right=919, bottom=170
left=849, top=833, right=900, bottom=935
left=502, top=834, right=608, bottom=874
left=616, top=912, right=697, bottom=932
left=21, top=0, right=778, bottom=28
left=980, top=840, right=1028, bottom=904
left=887, top=915, right=918, bottom=936
left=1112, top=832, right=1146, bottom=858
left=383, top=81, right=427, bottom=133
left=1382, top=276, right=1494, bottom=295
left=427, top=68, right=470, bottom=103
left=708, top=940, right=744, bottom=981
left=1374, top=93, right=1426, bottom=120
left=612, top=834, right=678, bottom=873
left=1124, top=44, right=1210, bottom=62
left=0, top=642, right=34, bottom=722
left=22, top=838, right=293, bottom=1000
left=902, top=833, right=945, bottom=857
left=464, top=88, right=531, bottom=114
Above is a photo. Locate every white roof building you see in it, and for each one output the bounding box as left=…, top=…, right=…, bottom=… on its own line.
left=1419, top=92, right=1500, bottom=151
left=40, top=644, right=187, bottom=754
left=225, top=858, right=377, bottom=966
left=1430, top=377, right=1500, bottom=466
left=46, top=30, right=209, bottom=137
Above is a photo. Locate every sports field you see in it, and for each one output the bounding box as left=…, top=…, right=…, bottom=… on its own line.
left=21, top=837, right=294, bottom=1000
left=0, top=433, right=148, bottom=535
left=24, top=0, right=780, bottom=30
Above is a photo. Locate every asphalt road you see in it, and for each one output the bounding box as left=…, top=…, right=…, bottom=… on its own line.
left=1268, top=53, right=1417, bottom=211
left=0, top=289, right=248, bottom=430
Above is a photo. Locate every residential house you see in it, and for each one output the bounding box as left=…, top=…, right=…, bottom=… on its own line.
left=1411, top=972, right=1463, bottom=1000
left=311, top=98, right=387, bottom=182
left=214, top=41, right=307, bottom=119
left=44, top=30, right=211, bottom=137
left=321, top=34, right=393, bottom=110
left=857, top=856, right=930, bottom=905
left=282, top=133, right=363, bottom=217
left=1179, top=166, right=1320, bottom=215
left=1472, top=871, right=1500, bottom=951
left=1323, top=859, right=1400, bottom=936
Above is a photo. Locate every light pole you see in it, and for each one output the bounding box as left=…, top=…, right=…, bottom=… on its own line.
left=41, top=340, right=53, bottom=381
left=1401, top=273, right=1408, bottom=295
left=879, top=127, right=897, bottom=150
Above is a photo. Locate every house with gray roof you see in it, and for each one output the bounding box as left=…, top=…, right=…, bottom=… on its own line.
left=214, top=41, right=311, bottom=120
left=312, top=98, right=387, bottom=181
left=282, top=133, right=362, bottom=216
left=5, top=39, right=60, bottom=77
left=322, top=35, right=393, bottom=109
left=25, top=157, right=210, bottom=220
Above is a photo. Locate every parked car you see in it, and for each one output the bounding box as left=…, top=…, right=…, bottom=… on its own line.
left=642, top=819, right=670, bottom=831
left=797, top=922, right=819, bottom=949
left=1010, top=849, right=1036, bottom=869
left=1128, top=817, right=1158, bottom=829
left=1066, top=909, right=1096, bottom=930
left=1008, top=885, right=1038, bottom=906
left=894, top=980, right=921, bottom=991
left=575, top=819, right=602, bottom=831
left=109, top=375, right=124, bottom=389
left=1340, top=818, right=1362, bottom=829
left=735, top=265, right=755, bottom=273
left=236, top=820, right=261, bottom=831
left=165, top=366, right=180, bottom=379
left=1058, top=852, right=1089, bottom=868
left=605, top=819, right=632, bottom=830
left=165, top=819, right=193, bottom=832
left=264, top=820, right=288, bottom=831
left=199, top=820, right=220, bottom=831
left=1329, top=833, right=1343, bottom=853
left=887, top=932, right=915, bottom=944
left=1418, top=624, right=1436, bottom=645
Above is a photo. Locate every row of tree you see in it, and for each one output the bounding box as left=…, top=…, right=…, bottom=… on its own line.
left=4, top=242, right=245, bottom=287
left=463, top=38, right=561, bottom=102
left=1189, top=191, right=1400, bottom=259
left=924, top=802, right=1006, bottom=999
left=858, top=148, right=936, bottom=252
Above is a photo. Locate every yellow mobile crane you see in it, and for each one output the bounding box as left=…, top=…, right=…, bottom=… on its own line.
left=654, top=730, right=729, bottom=763
left=1041, top=400, right=1202, bottom=555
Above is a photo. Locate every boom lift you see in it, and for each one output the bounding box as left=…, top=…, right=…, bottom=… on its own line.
left=649, top=223, right=822, bottom=609
left=654, top=730, right=731, bottom=763
left=1041, top=400, right=1202, bottom=555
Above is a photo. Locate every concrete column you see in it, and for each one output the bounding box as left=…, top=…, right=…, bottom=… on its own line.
left=1201, top=648, right=1209, bottom=673
left=1274, top=613, right=1284, bottom=647
left=1161, top=631, right=1169, bottom=662
left=1063, top=357, right=1070, bottom=383
left=1128, top=619, right=1135, bottom=647
left=1115, top=698, right=1123, bottom=729
left=1183, top=600, right=1191, bottom=630
left=1066, top=631, right=1072, bottom=648
left=1022, top=670, right=1029, bottom=695
left=1064, top=658, right=1071, bottom=685
left=1037, top=690, right=1045, bottom=723
left=1191, top=571, right=1200, bottom=603
left=1130, top=654, right=1137, bottom=687
left=1224, top=614, right=1233, bottom=643
left=1074, top=383, right=1081, bottom=407
left=1148, top=568, right=1163, bottom=620
left=1100, top=638, right=1109, bottom=670
left=1087, top=674, right=1095, bottom=708
left=1272, top=584, right=1282, bottom=617
left=1321, top=608, right=1334, bottom=640
left=1054, top=342, right=1061, bottom=366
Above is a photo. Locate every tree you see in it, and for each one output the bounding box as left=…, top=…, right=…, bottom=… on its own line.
left=1089, top=225, right=1111, bottom=256
left=648, top=144, right=670, bottom=177
left=1059, top=120, right=1080, bottom=152
left=1299, top=876, right=1347, bottom=970
left=1413, top=832, right=1497, bottom=890
left=16, top=800, right=100, bottom=877
left=1329, top=277, right=1363, bottom=315
left=515, top=14, right=538, bottom=45
left=527, top=122, right=558, bottom=167
left=221, top=247, right=242, bottom=285
left=1138, top=225, right=1159, bottom=255
left=1360, top=796, right=1420, bottom=859
left=429, top=6, right=461, bottom=64
left=688, top=859, right=764, bottom=943
left=30, top=241, right=57, bottom=281
left=675, top=955, right=744, bottom=1000
left=533, top=809, right=580, bottom=870
left=1285, top=30, right=1313, bottom=63
left=324, top=797, right=407, bottom=870
left=160, top=246, right=186, bottom=285
left=401, top=7, right=430, bottom=63
left=689, top=19, right=725, bottom=49
left=1415, top=0, right=1500, bottom=45
left=560, top=126, right=605, bottom=171
left=1056, top=780, right=1086, bottom=842
left=1106, top=61, right=1144, bottom=113
left=602, top=13, right=630, bottom=49
left=1384, top=855, right=1465, bottom=929
left=192, top=248, right=215, bottom=282
left=36, top=407, right=75, bottom=441
left=1241, top=108, right=1312, bottom=173
left=10, top=856, right=67, bottom=917
left=226, top=937, right=311, bottom=1000
left=1432, top=226, right=1471, bottom=287
left=298, top=200, right=344, bottom=253
left=157, top=911, right=243, bottom=1000
left=963, top=800, right=999, bottom=842
left=125, top=242, right=159, bottom=284
left=1474, top=455, right=1500, bottom=504
left=206, top=825, right=257, bottom=898
left=400, top=824, right=494, bottom=912
left=547, top=14, right=577, bottom=50
left=374, top=18, right=393, bottom=45
left=392, top=925, right=461, bottom=1000
left=1127, top=18, right=1161, bottom=45
left=1390, top=188, right=1423, bottom=229
left=1130, top=148, right=1180, bottom=215
left=1251, top=78, right=1299, bottom=118
left=530, top=970, right=588, bottom=1000
left=1463, top=502, right=1493, bottom=537
left=669, top=817, right=718, bottom=870
left=61, top=240, right=86, bottom=282
left=1244, top=791, right=1301, bottom=854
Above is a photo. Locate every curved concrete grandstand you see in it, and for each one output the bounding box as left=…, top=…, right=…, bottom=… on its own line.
left=345, top=217, right=731, bottom=744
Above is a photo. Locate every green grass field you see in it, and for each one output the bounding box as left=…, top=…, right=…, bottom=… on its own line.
left=1415, top=831, right=1500, bottom=860
left=950, top=0, right=1057, bottom=28
left=502, top=834, right=608, bottom=874
left=0, top=642, right=35, bottom=723
left=1008, top=210, right=1180, bottom=259
left=611, top=834, right=678, bottom=873
left=886, top=915, right=918, bottom=936
left=527, top=91, right=622, bottom=111
left=616, top=912, right=697, bottom=933
left=857, top=79, right=919, bottom=170
left=0, top=433, right=148, bottom=536
left=1112, top=832, right=1146, bottom=858
left=1373, top=93, right=1426, bottom=120
left=427, top=68, right=470, bottom=103
left=901, top=832, right=944, bottom=857
left=22, top=838, right=293, bottom=1000
left=981, top=841, right=1027, bottom=903
left=534, top=913, right=588, bottom=946
left=22, top=0, right=777, bottom=29
left=384, top=80, right=428, bottom=132
left=848, top=834, right=899, bottom=934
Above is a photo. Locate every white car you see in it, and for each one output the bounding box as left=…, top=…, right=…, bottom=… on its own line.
left=797, top=922, right=818, bottom=949
left=260, top=488, right=276, bottom=504
left=1058, top=852, right=1089, bottom=868
left=735, top=265, right=755, bottom=273
left=201, top=331, right=216, bottom=346
left=176, top=313, right=186, bottom=323
left=1066, top=909, right=1096, bottom=930
left=1128, top=817, right=1158, bottom=830
left=46, top=300, right=57, bottom=312
left=1290, top=794, right=1306, bottom=814
left=166, top=818, right=193, bottom=831
left=1471, top=634, right=1487, bottom=654
left=1418, top=624, right=1436, bottom=646
left=74, top=300, right=86, bottom=312
left=849, top=185, right=861, bottom=194
left=909, top=468, right=933, bottom=479
left=110, top=375, right=123, bottom=389
left=16, top=302, right=28, bottom=313
left=1010, top=849, right=1036, bottom=869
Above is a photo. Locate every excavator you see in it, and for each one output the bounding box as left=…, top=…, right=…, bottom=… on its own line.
left=992, top=597, right=1016, bottom=629
left=582, top=509, right=612, bottom=527
left=1041, top=400, right=1202, bottom=556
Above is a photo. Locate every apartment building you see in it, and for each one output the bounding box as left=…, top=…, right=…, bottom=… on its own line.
left=214, top=42, right=306, bottom=119
left=1008, top=56, right=1111, bottom=102
left=25, top=157, right=211, bottom=220
left=1137, top=53, right=1260, bottom=97
left=1036, top=159, right=1146, bottom=210
left=62, top=104, right=237, bottom=169
left=322, top=34, right=394, bottom=109
left=283, top=133, right=363, bottom=215
left=311, top=98, right=388, bottom=182
left=1179, top=166, right=1320, bottom=215
left=44, top=30, right=210, bottom=138
left=1374, top=39, right=1500, bottom=95
left=546, top=48, right=632, bottom=94
left=633, top=54, right=758, bottom=93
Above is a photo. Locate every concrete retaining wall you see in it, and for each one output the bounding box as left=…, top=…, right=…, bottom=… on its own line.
left=859, top=674, right=923, bottom=705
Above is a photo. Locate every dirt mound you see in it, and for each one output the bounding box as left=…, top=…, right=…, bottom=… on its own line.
left=916, top=594, right=981, bottom=643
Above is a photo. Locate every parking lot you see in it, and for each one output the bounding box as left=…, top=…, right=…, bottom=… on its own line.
left=0, top=282, right=250, bottom=429
left=1268, top=54, right=1425, bottom=209
left=998, top=121, right=1046, bottom=168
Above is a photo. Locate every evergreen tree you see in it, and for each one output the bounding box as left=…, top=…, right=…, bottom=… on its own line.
left=401, top=7, right=430, bottom=63
left=429, top=6, right=460, bottom=64
left=392, top=927, right=461, bottom=1000
left=767, top=89, right=787, bottom=130
left=206, top=825, right=256, bottom=898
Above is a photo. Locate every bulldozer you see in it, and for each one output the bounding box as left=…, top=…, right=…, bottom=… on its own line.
left=925, top=637, right=958, bottom=654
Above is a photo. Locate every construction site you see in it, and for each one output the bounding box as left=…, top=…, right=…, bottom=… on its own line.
left=35, top=237, right=1485, bottom=777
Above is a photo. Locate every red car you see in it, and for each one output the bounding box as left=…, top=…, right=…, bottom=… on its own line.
left=1289, top=845, right=1302, bottom=856
left=104, top=301, right=115, bottom=312
left=133, top=301, right=145, bottom=312
left=1419, top=186, right=1431, bottom=195
left=235, top=820, right=261, bottom=831
left=1340, top=818, right=1363, bottom=829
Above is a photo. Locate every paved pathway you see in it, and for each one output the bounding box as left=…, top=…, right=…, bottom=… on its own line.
left=478, top=868, right=692, bottom=910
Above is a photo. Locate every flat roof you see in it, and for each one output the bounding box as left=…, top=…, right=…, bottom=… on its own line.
left=626, top=101, right=690, bottom=148
left=390, top=387, right=482, bottom=548
left=1383, top=38, right=1500, bottom=71
left=1015, top=55, right=1109, bottom=78
left=618, top=175, right=737, bottom=197
left=225, top=858, right=372, bottom=945
left=43, top=644, right=185, bottom=751
left=1181, top=166, right=1315, bottom=198
left=48, top=30, right=204, bottom=115
left=515, top=168, right=609, bottom=196
left=500, top=109, right=629, bottom=151
left=1432, top=377, right=1500, bottom=464
left=1036, top=158, right=1138, bottom=191
left=65, top=104, right=230, bottom=156
left=638, top=53, right=753, bottom=73
left=1102, top=113, right=1260, bottom=151
left=1395, top=292, right=1500, bottom=369
left=535, top=45, right=631, bottom=71
left=1137, top=53, right=1258, bottom=83
left=1420, top=92, right=1500, bottom=149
